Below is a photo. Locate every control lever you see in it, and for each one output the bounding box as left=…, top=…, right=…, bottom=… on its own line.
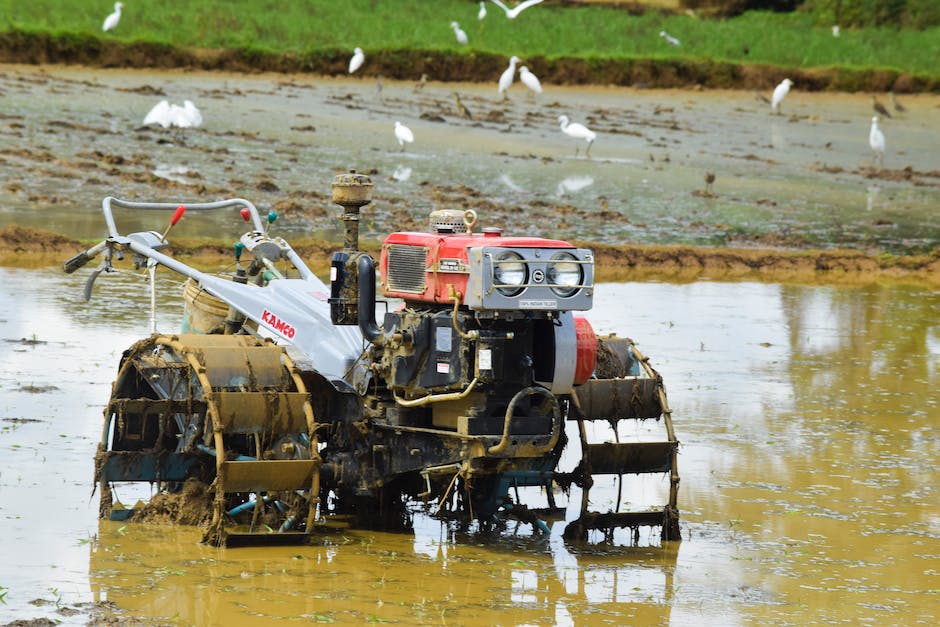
left=63, top=240, right=107, bottom=274
left=82, top=249, right=114, bottom=302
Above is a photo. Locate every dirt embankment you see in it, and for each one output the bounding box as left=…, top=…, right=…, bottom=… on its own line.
left=1, top=30, right=937, bottom=94
left=4, top=224, right=937, bottom=286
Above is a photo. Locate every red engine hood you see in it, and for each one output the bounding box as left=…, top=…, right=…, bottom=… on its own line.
left=380, top=231, right=576, bottom=304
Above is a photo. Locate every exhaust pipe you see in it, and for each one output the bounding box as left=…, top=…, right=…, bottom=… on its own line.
left=357, top=254, right=384, bottom=345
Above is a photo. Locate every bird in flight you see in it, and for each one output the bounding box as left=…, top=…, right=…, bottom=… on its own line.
left=489, top=0, right=545, bottom=19
left=771, top=78, right=793, bottom=115
left=102, top=2, right=123, bottom=32
left=558, top=115, right=596, bottom=158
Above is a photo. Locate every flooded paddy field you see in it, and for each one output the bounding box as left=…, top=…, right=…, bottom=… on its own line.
left=0, top=63, right=938, bottom=254
left=0, top=60, right=938, bottom=625
left=0, top=267, right=937, bottom=625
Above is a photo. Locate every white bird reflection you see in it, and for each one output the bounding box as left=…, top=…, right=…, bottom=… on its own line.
left=556, top=175, right=594, bottom=196
left=152, top=165, right=197, bottom=184
left=770, top=121, right=786, bottom=150
left=499, top=173, right=525, bottom=192
left=392, top=165, right=412, bottom=182
left=866, top=185, right=880, bottom=211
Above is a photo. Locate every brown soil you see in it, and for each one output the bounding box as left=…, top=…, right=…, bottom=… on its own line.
left=132, top=478, right=213, bottom=527
left=4, top=224, right=937, bottom=286
left=1, top=30, right=937, bottom=94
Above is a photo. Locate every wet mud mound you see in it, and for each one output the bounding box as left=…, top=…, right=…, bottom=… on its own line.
left=2, top=225, right=936, bottom=286
left=132, top=478, right=213, bottom=527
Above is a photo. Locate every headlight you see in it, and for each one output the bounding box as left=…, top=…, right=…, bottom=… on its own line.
left=548, top=251, right=582, bottom=297
left=493, top=251, right=527, bottom=296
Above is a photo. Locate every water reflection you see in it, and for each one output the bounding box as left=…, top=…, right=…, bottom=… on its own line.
left=866, top=184, right=880, bottom=211
left=87, top=520, right=680, bottom=626
left=770, top=121, right=786, bottom=150
left=1, top=269, right=937, bottom=625
left=392, top=164, right=412, bottom=182
left=556, top=175, right=594, bottom=197
left=499, top=173, right=525, bottom=192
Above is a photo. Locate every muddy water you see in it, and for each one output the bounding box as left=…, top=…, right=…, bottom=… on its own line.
left=0, top=267, right=936, bottom=625
left=1, top=64, right=939, bottom=253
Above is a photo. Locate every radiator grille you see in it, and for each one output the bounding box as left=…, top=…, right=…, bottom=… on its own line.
left=386, top=245, right=427, bottom=294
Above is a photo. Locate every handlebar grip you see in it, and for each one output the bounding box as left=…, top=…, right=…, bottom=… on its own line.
left=63, top=251, right=92, bottom=274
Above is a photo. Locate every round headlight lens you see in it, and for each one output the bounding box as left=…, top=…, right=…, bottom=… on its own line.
left=548, top=252, right=582, bottom=297
left=493, top=251, right=527, bottom=296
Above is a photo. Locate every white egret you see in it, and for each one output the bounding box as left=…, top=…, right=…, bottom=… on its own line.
left=869, top=116, right=885, bottom=168
left=349, top=47, right=365, bottom=74
left=142, top=99, right=201, bottom=129
left=394, top=121, right=414, bottom=151
left=519, top=66, right=542, bottom=94
left=832, top=25, right=840, bottom=37
left=659, top=30, right=680, bottom=47
left=490, top=0, right=544, bottom=19
left=102, top=2, right=123, bottom=32
left=180, top=100, right=202, bottom=127
left=450, top=22, right=468, bottom=45
left=771, top=78, right=793, bottom=115
left=478, top=2, right=487, bottom=20
left=558, top=115, right=596, bottom=157
left=143, top=99, right=171, bottom=128
left=498, top=55, right=520, bottom=100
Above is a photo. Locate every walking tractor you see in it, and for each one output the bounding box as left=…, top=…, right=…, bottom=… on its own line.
left=65, top=171, right=680, bottom=546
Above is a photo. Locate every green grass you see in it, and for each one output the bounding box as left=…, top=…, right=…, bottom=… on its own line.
left=1, top=0, right=938, bottom=76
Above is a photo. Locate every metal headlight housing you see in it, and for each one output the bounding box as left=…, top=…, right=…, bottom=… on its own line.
left=493, top=251, right=527, bottom=296
left=464, top=246, right=594, bottom=312
left=547, top=251, right=583, bottom=297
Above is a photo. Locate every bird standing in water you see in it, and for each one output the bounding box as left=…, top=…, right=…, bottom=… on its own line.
left=558, top=115, right=596, bottom=158
left=771, top=78, right=793, bottom=115
left=890, top=92, right=907, bottom=113
left=453, top=93, right=473, bottom=120
left=871, top=95, right=892, bottom=119
left=519, top=66, right=542, bottom=95
left=869, top=116, right=885, bottom=168
left=102, top=2, right=123, bottom=32
left=394, top=121, right=414, bottom=151
left=498, top=56, right=521, bottom=100
left=704, top=171, right=716, bottom=195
